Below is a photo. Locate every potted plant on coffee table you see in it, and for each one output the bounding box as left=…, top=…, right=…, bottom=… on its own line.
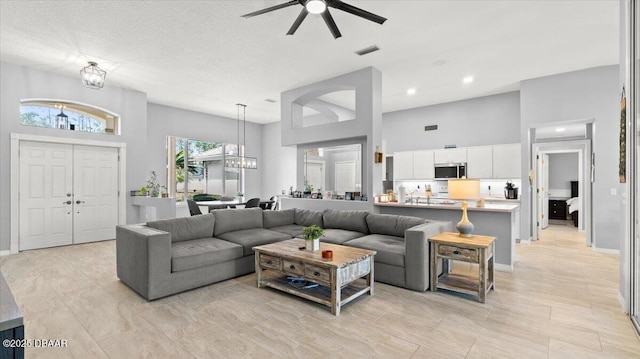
left=302, top=225, right=324, bottom=251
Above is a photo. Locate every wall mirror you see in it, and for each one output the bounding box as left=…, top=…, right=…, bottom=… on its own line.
left=304, top=143, right=362, bottom=196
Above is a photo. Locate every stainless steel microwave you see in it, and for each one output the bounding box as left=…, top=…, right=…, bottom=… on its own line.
left=434, top=163, right=466, bottom=179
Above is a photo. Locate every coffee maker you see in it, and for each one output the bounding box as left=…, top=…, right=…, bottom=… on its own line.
left=505, top=181, right=518, bottom=199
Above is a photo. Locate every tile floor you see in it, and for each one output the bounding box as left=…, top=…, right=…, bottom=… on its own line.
left=1, top=225, right=639, bottom=358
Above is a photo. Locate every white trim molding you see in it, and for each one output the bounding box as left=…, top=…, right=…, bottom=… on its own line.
left=0, top=250, right=12, bottom=257
left=10, top=133, right=127, bottom=254
left=495, top=263, right=514, bottom=273
left=592, top=247, right=620, bottom=255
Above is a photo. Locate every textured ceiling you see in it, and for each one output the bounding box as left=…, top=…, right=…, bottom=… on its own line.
left=0, top=0, right=619, bottom=124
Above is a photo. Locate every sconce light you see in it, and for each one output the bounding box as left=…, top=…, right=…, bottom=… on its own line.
left=374, top=146, right=383, bottom=164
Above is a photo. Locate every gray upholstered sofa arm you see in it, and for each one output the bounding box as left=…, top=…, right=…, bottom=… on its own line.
left=404, top=220, right=453, bottom=291
left=116, top=225, right=171, bottom=299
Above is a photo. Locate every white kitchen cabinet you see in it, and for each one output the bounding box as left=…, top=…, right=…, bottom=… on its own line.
left=492, top=144, right=521, bottom=179
left=466, top=146, right=493, bottom=179
left=413, top=150, right=435, bottom=179
left=434, top=148, right=467, bottom=164
left=393, top=151, right=414, bottom=180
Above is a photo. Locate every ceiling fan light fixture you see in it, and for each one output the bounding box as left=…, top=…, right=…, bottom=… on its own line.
left=306, top=0, right=327, bottom=14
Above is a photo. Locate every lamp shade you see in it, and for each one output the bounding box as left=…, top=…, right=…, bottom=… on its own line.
left=448, top=179, right=480, bottom=200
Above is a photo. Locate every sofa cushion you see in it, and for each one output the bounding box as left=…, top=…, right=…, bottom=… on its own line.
left=216, top=228, right=291, bottom=256
left=171, top=237, right=243, bottom=272
left=346, top=234, right=405, bottom=267
left=323, top=209, right=369, bottom=234
left=366, top=213, right=427, bottom=238
left=213, top=208, right=263, bottom=236
left=263, top=209, right=295, bottom=228
left=147, top=213, right=215, bottom=243
left=269, top=224, right=304, bottom=238
left=294, top=209, right=324, bottom=227
left=314, top=228, right=365, bottom=245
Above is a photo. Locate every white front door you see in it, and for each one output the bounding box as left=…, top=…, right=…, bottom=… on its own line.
left=19, top=142, right=119, bottom=250
left=19, top=142, right=74, bottom=250
left=73, top=145, right=119, bottom=244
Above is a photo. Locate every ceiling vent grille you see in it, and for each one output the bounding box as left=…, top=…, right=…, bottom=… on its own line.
left=424, top=125, right=438, bottom=131
left=264, top=98, right=277, bottom=103
left=355, top=45, right=380, bottom=56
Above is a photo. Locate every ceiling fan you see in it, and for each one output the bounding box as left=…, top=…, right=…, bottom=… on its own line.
left=241, top=0, right=387, bottom=39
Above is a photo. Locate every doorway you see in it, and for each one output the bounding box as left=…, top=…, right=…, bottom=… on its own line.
left=10, top=134, right=126, bottom=253
left=531, top=140, right=592, bottom=246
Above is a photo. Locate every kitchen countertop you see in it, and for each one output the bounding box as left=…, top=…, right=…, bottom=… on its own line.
left=375, top=201, right=519, bottom=213
left=0, top=273, right=23, bottom=332
left=409, top=195, right=519, bottom=203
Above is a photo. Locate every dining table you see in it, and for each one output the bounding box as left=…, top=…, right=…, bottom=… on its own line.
left=196, top=200, right=274, bottom=212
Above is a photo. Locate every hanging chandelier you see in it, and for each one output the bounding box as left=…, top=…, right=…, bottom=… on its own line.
left=55, top=104, right=68, bottom=129
left=225, top=103, right=257, bottom=169
left=80, top=61, right=106, bottom=89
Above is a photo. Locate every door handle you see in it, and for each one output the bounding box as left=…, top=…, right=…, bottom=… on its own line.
left=63, top=201, right=72, bottom=205
left=76, top=200, right=85, bottom=204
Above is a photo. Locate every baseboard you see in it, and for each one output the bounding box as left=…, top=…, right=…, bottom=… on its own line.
left=593, top=247, right=620, bottom=255
left=519, top=238, right=531, bottom=244
left=0, top=250, right=11, bottom=257
left=619, top=292, right=628, bottom=312
left=495, top=263, right=514, bottom=273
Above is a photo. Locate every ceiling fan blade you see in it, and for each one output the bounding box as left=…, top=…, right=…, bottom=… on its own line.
left=241, top=0, right=299, bottom=18
left=329, top=0, right=387, bottom=24
left=287, top=8, right=309, bottom=35
left=321, top=9, right=342, bottom=39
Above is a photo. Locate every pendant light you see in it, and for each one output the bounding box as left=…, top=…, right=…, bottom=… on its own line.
left=80, top=61, right=106, bottom=89
left=55, top=105, right=68, bottom=129
left=225, top=103, right=257, bottom=169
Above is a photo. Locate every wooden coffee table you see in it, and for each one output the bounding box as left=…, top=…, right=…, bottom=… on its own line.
left=253, top=239, right=376, bottom=315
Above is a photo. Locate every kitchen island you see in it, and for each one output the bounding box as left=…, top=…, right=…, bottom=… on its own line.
left=375, top=201, right=519, bottom=271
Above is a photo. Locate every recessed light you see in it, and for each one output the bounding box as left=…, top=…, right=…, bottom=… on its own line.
left=407, top=88, right=416, bottom=95
left=463, top=76, right=474, bottom=84
left=433, top=60, right=447, bottom=66
left=555, top=128, right=565, bottom=132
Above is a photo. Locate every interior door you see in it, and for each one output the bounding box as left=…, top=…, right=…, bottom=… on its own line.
left=19, top=141, right=73, bottom=250
left=536, top=152, right=549, bottom=232
left=542, top=154, right=549, bottom=228
left=305, top=161, right=325, bottom=192
left=335, top=161, right=356, bottom=193
left=73, top=145, right=119, bottom=244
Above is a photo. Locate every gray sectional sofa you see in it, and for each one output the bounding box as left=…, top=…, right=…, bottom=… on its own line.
left=116, top=208, right=451, bottom=300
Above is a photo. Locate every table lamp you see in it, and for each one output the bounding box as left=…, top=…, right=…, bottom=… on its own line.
left=448, top=179, right=480, bottom=237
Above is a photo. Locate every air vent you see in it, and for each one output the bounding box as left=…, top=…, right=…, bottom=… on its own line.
left=355, top=45, right=380, bottom=56
left=424, top=125, right=438, bottom=131
left=265, top=98, right=277, bottom=103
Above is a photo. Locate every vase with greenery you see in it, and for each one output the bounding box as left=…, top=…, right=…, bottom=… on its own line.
left=302, top=224, right=324, bottom=251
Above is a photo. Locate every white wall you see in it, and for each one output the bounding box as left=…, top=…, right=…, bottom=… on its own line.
left=548, top=153, right=579, bottom=192
left=383, top=91, right=521, bottom=153
left=520, top=65, right=620, bottom=250
left=260, top=122, right=296, bottom=197
left=0, top=62, right=148, bottom=251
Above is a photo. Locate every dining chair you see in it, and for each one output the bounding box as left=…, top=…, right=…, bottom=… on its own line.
left=244, top=198, right=261, bottom=208
left=187, top=199, right=202, bottom=216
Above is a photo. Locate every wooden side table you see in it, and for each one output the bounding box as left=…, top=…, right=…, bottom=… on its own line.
left=429, top=232, right=495, bottom=303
